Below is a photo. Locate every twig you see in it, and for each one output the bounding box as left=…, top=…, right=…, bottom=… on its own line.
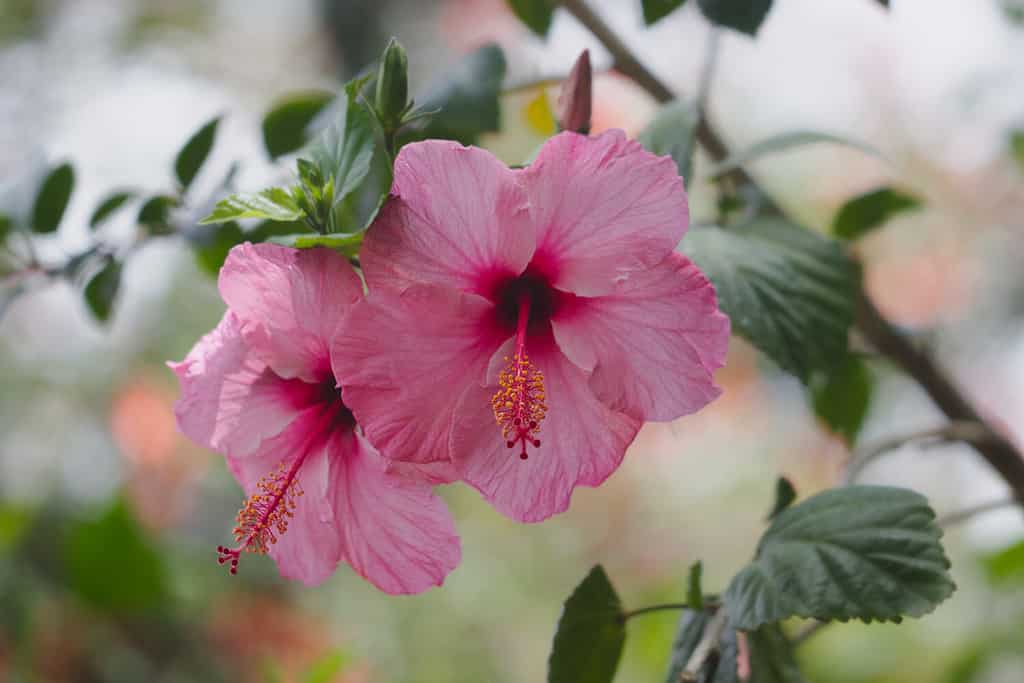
left=844, top=421, right=992, bottom=484
left=938, top=497, right=1021, bottom=527
left=680, top=608, right=728, bottom=682
left=622, top=603, right=691, bottom=620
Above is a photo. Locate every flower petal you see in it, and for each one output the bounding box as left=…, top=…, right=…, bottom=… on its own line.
left=219, top=243, right=363, bottom=381
left=331, top=284, right=506, bottom=465
left=330, top=431, right=461, bottom=595
left=170, top=311, right=321, bottom=457
left=552, top=252, right=730, bottom=421
left=519, top=130, right=688, bottom=296
left=455, top=337, right=641, bottom=522
left=361, top=140, right=534, bottom=297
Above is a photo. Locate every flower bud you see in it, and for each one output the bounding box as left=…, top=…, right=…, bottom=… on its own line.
left=375, top=38, right=409, bottom=130
left=558, top=49, right=592, bottom=134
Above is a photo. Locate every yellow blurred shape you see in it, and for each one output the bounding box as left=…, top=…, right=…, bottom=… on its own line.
left=523, top=89, right=557, bottom=136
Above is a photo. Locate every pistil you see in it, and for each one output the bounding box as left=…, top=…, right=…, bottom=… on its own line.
left=491, top=293, right=548, bottom=459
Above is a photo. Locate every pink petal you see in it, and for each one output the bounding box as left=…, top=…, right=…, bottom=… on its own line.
left=219, top=243, right=363, bottom=382
left=330, top=431, right=461, bottom=595
left=169, top=311, right=321, bottom=457
left=455, top=336, right=642, bottom=522
left=331, top=284, right=506, bottom=465
left=551, top=252, right=730, bottom=421
left=225, top=406, right=343, bottom=586
left=361, top=140, right=535, bottom=297
left=519, top=130, right=688, bottom=296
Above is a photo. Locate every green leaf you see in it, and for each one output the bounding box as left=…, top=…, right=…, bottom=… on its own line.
left=268, top=231, right=363, bottom=258
left=303, top=650, right=351, bottom=683
left=705, top=131, right=885, bottom=180
left=174, top=116, right=221, bottom=191
left=83, top=259, right=122, bottom=323
left=1009, top=130, right=1024, bottom=172
left=262, top=91, right=334, bottom=160
left=137, top=194, right=178, bottom=234
left=643, top=0, right=689, bottom=25
left=833, top=187, right=921, bottom=240
left=416, top=44, right=506, bottom=145
left=663, top=610, right=738, bottom=683
left=981, top=540, right=1024, bottom=585
left=747, top=624, right=806, bottom=683
left=0, top=214, right=11, bottom=242
left=507, top=0, right=554, bottom=36
left=679, top=219, right=861, bottom=381
left=687, top=561, right=704, bottom=611
left=697, top=0, right=773, bottom=36
left=310, top=80, right=378, bottom=213
left=548, top=565, right=626, bottom=683
left=766, top=477, right=797, bottom=521
left=724, top=485, right=956, bottom=630
left=89, top=191, right=134, bottom=229
left=63, top=498, right=168, bottom=613
left=810, top=353, right=873, bottom=444
left=638, top=100, right=698, bottom=186
left=201, top=188, right=303, bottom=224
left=189, top=221, right=245, bottom=276
left=0, top=505, right=32, bottom=552
left=31, top=162, right=74, bottom=233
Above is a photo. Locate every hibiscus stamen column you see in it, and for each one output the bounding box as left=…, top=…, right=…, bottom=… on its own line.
left=216, top=453, right=307, bottom=574
left=491, top=293, right=548, bottom=460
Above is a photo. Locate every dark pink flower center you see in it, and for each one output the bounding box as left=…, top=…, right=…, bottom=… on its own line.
left=217, top=371, right=352, bottom=576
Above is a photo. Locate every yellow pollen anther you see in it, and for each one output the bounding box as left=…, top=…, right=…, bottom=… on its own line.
left=491, top=350, right=548, bottom=460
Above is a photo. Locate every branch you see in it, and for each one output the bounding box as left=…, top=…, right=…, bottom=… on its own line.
left=937, top=497, right=1021, bottom=527
left=680, top=608, right=728, bottom=682
left=844, top=421, right=993, bottom=484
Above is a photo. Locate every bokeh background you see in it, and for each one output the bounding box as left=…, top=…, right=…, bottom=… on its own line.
left=3, top=0, right=1024, bottom=681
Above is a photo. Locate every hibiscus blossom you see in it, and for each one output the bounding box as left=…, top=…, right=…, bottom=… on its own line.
left=331, top=130, right=730, bottom=523
left=170, top=243, right=460, bottom=592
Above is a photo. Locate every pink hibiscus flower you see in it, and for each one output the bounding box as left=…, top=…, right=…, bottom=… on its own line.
left=331, top=130, right=730, bottom=523
left=170, top=243, right=460, bottom=593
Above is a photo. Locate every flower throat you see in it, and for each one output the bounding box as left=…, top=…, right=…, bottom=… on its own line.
left=491, top=293, right=548, bottom=459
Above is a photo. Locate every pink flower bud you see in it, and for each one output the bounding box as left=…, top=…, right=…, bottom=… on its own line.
left=558, top=49, right=592, bottom=134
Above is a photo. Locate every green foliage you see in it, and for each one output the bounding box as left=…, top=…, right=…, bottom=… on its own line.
left=705, top=131, right=885, bottom=180
left=31, top=162, right=74, bottom=233
left=268, top=232, right=363, bottom=258
left=202, top=188, right=303, bottom=224
left=83, top=259, right=122, bottom=322
left=0, top=505, right=32, bottom=551
left=663, top=610, right=738, bottom=683
left=262, top=91, right=334, bottom=160
left=0, top=213, right=11, bottom=242
left=724, top=486, right=956, bottom=630
left=89, top=191, right=135, bottom=229
left=680, top=219, right=861, bottom=382
left=638, top=100, right=698, bottom=186
left=190, top=221, right=245, bottom=276
left=766, top=477, right=797, bottom=521
left=810, top=353, right=873, bottom=444
left=981, top=540, right=1024, bottom=585
left=174, top=115, right=221, bottom=191
left=63, top=498, right=168, bottom=614
left=548, top=566, right=626, bottom=683
left=310, top=80, right=378, bottom=212
left=833, top=187, right=921, bottom=240
left=643, top=0, right=689, bottom=25
left=746, top=624, right=806, bottom=683
left=697, top=0, right=773, bottom=36
left=1009, top=129, right=1024, bottom=171
left=416, top=44, right=506, bottom=145
left=687, top=561, right=704, bottom=611
left=137, top=194, right=178, bottom=234
left=303, top=650, right=352, bottom=683
left=507, top=0, right=554, bottom=37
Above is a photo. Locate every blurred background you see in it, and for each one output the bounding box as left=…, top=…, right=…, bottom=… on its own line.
left=2, top=0, right=1024, bottom=681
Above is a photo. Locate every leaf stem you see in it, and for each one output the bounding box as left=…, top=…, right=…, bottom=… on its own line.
left=844, top=420, right=992, bottom=484
left=621, top=603, right=694, bottom=621
left=680, top=608, right=728, bottom=682
left=937, top=497, right=1022, bottom=527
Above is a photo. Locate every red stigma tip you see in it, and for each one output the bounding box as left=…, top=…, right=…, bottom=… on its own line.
left=520, top=452, right=528, bottom=460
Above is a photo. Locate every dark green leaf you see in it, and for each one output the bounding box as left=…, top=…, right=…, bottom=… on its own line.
left=310, top=79, right=378, bottom=212
left=137, top=194, right=178, bottom=234
left=679, top=219, right=861, bottom=381
left=31, top=162, right=74, bottom=233
left=643, top=0, right=688, bottom=25
left=724, top=485, right=956, bottom=630
left=201, top=188, right=303, bottom=224
left=507, top=0, right=554, bottom=36
left=705, top=131, right=885, bottom=180
left=83, top=259, right=122, bottom=323
left=766, top=477, right=797, bottom=521
left=663, top=611, right=738, bottom=683
left=0, top=214, right=11, bottom=241
left=638, top=100, right=698, bottom=186
left=687, top=561, right=704, bottom=610
left=833, top=187, right=921, bottom=240
left=981, top=540, right=1024, bottom=585
left=548, top=565, right=626, bottom=683
left=697, top=0, right=773, bottom=36
left=747, top=624, right=806, bottom=683
left=810, top=353, right=873, bottom=444
left=189, top=221, right=246, bottom=276
left=1009, top=130, right=1024, bottom=172
left=63, top=498, right=167, bottom=613
left=416, top=44, right=506, bottom=145
left=268, top=231, right=363, bottom=258
left=262, top=91, right=334, bottom=160
left=89, top=191, right=134, bottom=229
left=175, top=116, right=221, bottom=191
